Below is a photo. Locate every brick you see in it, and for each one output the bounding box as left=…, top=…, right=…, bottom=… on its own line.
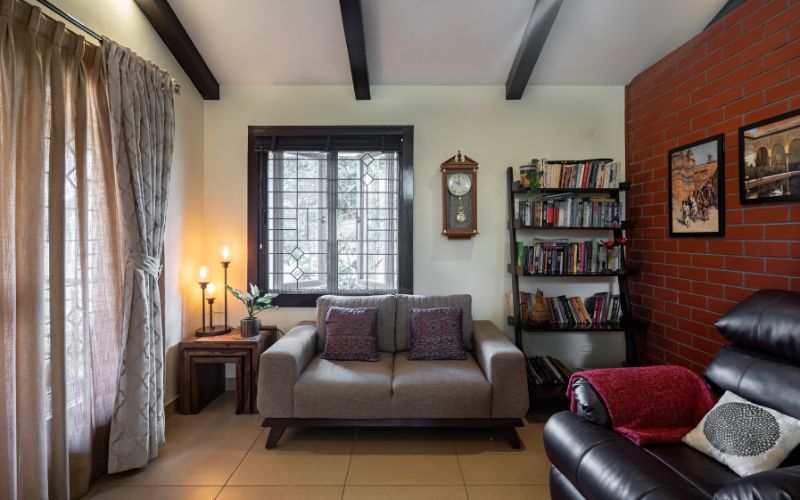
left=793, top=242, right=800, bottom=259
left=766, top=77, right=800, bottom=102
left=665, top=277, right=693, bottom=292
left=743, top=206, right=789, bottom=224
left=692, top=308, right=720, bottom=326
left=725, top=286, right=754, bottom=302
left=679, top=317, right=708, bottom=336
left=743, top=66, right=788, bottom=94
left=724, top=93, right=766, bottom=119
left=707, top=269, right=744, bottom=286
left=679, top=240, right=708, bottom=253
left=691, top=254, right=724, bottom=268
left=692, top=335, right=724, bottom=354
left=765, top=259, right=800, bottom=276
left=653, top=310, right=679, bottom=328
left=707, top=297, right=736, bottom=314
left=678, top=266, right=708, bottom=281
left=653, top=287, right=678, bottom=302
left=745, top=101, right=790, bottom=123
left=708, top=240, right=743, bottom=255
left=745, top=241, right=790, bottom=257
left=741, top=30, right=788, bottom=64
left=726, top=225, right=765, bottom=239
left=725, top=255, right=765, bottom=273
left=764, top=223, right=800, bottom=240
left=745, top=273, right=789, bottom=289
left=691, top=109, right=725, bottom=130
left=692, top=281, right=724, bottom=297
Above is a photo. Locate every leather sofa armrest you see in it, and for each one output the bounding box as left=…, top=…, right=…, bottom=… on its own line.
left=571, top=376, right=612, bottom=427
left=472, top=320, right=528, bottom=418
left=713, top=465, right=800, bottom=500
left=257, top=323, right=318, bottom=417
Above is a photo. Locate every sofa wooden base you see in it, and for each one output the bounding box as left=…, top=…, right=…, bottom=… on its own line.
left=262, top=417, right=525, bottom=450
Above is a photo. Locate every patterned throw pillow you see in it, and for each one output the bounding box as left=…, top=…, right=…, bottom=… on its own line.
left=322, top=307, right=379, bottom=362
left=682, top=391, right=800, bottom=476
left=408, top=307, right=466, bottom=360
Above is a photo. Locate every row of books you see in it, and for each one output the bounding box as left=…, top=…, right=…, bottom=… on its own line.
left=527, top=356, right=572, bottom=387
left=518, top=292, right=623, bottom=326
left=540, top=160, right=621, bottom=189
left=517, top=238, right=623, bottom=275
left=516, top=194, right=622, bottom=228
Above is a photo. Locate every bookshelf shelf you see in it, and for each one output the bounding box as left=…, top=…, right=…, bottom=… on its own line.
left=508, top=316, right=628, bottom=332
left=506, top=164, right=638, bottom=406
left=507, top=264, right=636, bottom=277
left=512, top=181, right=630, bottom=195
left=512, top=220, right=634, bottom=231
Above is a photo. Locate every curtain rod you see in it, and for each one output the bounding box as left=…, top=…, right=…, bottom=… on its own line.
left=35, top=0, right=101, bottom=41
left=33, top=0, right=181, bottom=94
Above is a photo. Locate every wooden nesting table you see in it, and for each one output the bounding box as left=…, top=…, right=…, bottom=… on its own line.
left=178, top=328, right=277, bottom=414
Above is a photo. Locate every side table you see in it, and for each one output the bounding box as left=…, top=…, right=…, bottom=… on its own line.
left=178, top=328, right=277, bottom=414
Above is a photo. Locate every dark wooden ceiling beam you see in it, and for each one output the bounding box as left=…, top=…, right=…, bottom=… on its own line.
left=133, top=0, right=219, bottom=100
left=705, top=0, right=746, bottom=29
left=505, top=0, right=563, bottom=100
left=339, top=0, right=370, bottom=100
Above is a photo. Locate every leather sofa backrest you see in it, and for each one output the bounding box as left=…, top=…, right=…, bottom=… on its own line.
left=705, top=344, right=800, bottom=420
left=714, top=289, right=800, bottom=362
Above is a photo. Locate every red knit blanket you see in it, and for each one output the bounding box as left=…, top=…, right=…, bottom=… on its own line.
left=567, top=365, right=716, bottom=445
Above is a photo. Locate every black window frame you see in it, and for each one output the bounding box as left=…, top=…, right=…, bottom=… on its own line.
left=247, top=125, right=414, bottom=307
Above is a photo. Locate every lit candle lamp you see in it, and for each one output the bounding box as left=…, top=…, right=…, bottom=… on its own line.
left=220, top=245, right=232, bottom=334
left=220, top=246, right=231, bottom=264
left=198, top=265, right=208, bottom=284
left=206, top=283, right=217, bottom=329
left=207, top=282, right=216, bottom=298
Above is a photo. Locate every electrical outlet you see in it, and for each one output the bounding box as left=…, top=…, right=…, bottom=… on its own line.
left=579, top=344, right=592, bottom=353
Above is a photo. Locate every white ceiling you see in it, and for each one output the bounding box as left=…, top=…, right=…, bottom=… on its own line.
left=168, top=0, right=727, bottom=87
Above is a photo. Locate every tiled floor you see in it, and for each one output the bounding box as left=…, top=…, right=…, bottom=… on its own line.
left=86, top=392, right=552, bottom=500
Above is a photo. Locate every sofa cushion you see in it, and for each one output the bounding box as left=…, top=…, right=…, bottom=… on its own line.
left=682, top=391, right=800, bottom=476
left=408, top=307, right=466, bottom=360
left=391, top=352, right=490, bottom=418
left=396, top=294, right=472, bottom=351
left=317, top=295, right=396, bottom=352
left=322, top=307, right=379, bottom=361
left=293, top=352, right=393, bottom=418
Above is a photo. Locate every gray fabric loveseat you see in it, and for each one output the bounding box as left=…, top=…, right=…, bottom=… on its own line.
left=257, top=294, right=529, bottom=448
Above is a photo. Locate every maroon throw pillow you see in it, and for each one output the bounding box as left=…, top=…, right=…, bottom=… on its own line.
left=408, top=307, right=466, bottom=360
left=322, top=307, right=379, bottom=361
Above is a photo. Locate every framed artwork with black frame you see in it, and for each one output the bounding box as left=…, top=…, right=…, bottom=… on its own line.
left=738, top=108, right=800, bottom=204
left=668, top=134, right=725, bottom=237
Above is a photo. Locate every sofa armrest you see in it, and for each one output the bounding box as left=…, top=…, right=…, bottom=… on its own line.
left=257, top=323, right=318, bottom=417
left=571, top=376, right=612, bottom=427
left=713, top=465, right=800, bottom=500
left=472, top=320, right=528, bottom=418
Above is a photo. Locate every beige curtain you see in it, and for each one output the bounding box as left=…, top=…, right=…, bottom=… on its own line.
left=104, top=40, right=175, bottom=473
left=0, top=0, right=123, bottom=498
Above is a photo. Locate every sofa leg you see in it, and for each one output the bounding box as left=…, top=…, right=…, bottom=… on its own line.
left=266, top=427, right=286, bottom=449
left=502, top=428, right=523, bottom=450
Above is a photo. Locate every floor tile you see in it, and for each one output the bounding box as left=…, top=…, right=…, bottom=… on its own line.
left=467, top=485, right=551, bottom=500
left=216, top=485, right=344, bottom=500
left=343, top=485, right=468, bottom=500
left=457, top=450, right=551, bottom=485
left=103, top=445, right=247, bottom=486
left=85, top=486, right=221, bottom=499
left=452, top=421, right=544, bottom=455
left=227, top=428, right=354, bottom=485
left=346, top=429, right=463, bottom=486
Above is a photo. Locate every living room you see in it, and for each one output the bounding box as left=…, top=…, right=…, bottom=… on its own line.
left=2, top=0, right=799, bottom=499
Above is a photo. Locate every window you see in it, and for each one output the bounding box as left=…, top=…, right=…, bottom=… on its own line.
left=248, top=126, right=413, bottom=306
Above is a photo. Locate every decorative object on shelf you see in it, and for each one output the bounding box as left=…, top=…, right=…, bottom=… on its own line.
left=668, top=134, right=725, bottom=237
left=615, top=237, right=629, bottom=247
left=228, top=283, right=277, bottom=338
left=530, top=289, right=549, bottom=325
left=738, top=108, right=800, bottom=204
left=520, top=158, right=544, bottom=194
left=441, top=151, right=479, bottom=239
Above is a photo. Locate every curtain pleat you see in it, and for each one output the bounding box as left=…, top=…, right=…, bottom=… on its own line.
left=0, top=0, right=123, bottom=497
left=104, top=39, right=174, bottom=474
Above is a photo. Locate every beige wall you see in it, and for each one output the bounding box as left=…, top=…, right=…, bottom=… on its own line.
left=204, top=85, right=626, bottom=368
left=47, top=0, right=206, bottom=404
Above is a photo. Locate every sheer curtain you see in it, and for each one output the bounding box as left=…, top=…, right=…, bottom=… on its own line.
left=0, top=0, right=123, bottom=498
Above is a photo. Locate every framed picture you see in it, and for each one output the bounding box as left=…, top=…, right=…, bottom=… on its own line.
left=738, top=108, right=800, bottom=204
left=668, top=134, right=725, bottom=237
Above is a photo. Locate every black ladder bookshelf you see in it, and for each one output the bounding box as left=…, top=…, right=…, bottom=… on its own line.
left=506, top=165, right=638, bottom=405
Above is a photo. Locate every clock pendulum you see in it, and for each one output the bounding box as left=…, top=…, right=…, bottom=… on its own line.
left=456, top=196, right=466, bottom=223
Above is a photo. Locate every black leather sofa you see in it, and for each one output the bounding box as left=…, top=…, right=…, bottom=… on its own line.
left=543, top=289, right=800, bottom=500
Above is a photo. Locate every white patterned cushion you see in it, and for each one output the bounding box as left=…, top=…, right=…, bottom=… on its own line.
left=682, top=391, right=800, bottom=476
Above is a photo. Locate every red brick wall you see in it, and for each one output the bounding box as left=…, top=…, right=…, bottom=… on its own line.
left=625, top=0, right=800, bottom=371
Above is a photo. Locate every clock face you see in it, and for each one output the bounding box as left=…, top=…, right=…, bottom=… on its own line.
left=447, top=173, right=472, bottom=196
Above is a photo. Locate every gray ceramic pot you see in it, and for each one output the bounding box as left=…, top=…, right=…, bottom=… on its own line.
left=240, top=317, right=261, bottom=338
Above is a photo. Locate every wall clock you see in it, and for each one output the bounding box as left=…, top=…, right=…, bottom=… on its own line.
left=441, top=151, right=478, bottom=239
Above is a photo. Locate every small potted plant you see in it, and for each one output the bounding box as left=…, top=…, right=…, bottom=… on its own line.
left=227, top=283, right=277, bottom=337
left=519, top=158, right=543, bottom=194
